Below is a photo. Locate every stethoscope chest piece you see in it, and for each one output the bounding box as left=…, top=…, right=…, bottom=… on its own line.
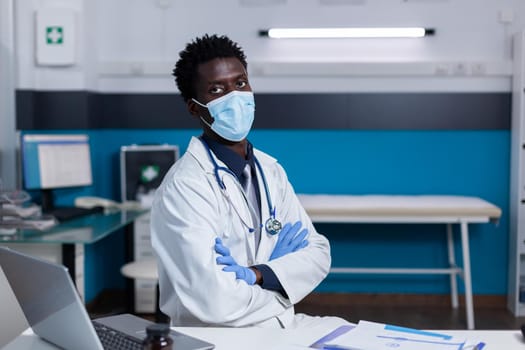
left=265, top=218, right=282, bottom=235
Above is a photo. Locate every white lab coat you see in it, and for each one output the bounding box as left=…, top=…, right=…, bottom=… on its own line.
left=150, top=136, right=332, bottom=328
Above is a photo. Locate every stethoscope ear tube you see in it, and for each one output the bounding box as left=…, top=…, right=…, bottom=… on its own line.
left=253, top=158, right=282, bottom=235
left=200, top=137, right=282, bottom=235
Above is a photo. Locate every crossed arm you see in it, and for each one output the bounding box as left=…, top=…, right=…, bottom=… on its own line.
left=214, top=220, right=309, bottom=286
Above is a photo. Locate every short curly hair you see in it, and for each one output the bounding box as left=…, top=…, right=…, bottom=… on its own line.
left=173, top=34, right=248, bottom=102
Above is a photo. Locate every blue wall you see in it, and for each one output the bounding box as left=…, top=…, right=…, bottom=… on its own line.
left=253, top=130, right=510, bottom=295
left=24, top=129, right=509, bottom=301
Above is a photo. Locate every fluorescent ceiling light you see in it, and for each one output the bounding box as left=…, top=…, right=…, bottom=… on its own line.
left=240, top=0, right=286, bottom=6
left=319, top=0, right=366, bottom=5
left=259, top=27, right=434, bottom=38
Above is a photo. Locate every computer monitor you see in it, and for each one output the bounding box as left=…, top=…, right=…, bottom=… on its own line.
left=120, top=144, right=179, bottom=204
left=20, top=134, right=93, bottom=212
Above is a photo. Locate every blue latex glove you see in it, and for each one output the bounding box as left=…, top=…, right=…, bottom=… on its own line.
left=214, top=237, right=256, bottom=285
left=269, top=221, right=309, bottom=261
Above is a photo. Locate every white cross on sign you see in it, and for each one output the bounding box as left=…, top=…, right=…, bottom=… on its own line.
left=141, top=165, right=160, bottom=183
left=46, top=26, right=63, bottom=44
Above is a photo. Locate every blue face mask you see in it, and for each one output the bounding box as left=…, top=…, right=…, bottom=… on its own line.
left=193, top=91, right=255, bottom=142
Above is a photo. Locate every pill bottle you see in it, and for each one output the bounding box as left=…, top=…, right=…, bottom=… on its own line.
left=142, top=323, right=173, bottom=350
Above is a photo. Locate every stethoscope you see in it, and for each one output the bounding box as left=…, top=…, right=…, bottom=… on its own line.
left=199, top=138, right=282, bottom=236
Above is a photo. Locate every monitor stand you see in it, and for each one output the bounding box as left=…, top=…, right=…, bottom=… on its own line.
left=40, top=189, right=56, bottom=213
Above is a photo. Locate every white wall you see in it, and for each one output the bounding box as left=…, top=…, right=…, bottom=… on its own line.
left=13, top=0, right=525, bottom=93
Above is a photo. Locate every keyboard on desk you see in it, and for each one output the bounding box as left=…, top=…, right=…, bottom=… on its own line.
left=92, top=320, right=143, bottom=350
left=46, top=206, right=104, bottom=222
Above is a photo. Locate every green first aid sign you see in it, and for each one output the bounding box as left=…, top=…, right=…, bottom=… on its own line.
left=46, top=26, right=63, bottom=44
left=141, top=165, right=160, bottom=183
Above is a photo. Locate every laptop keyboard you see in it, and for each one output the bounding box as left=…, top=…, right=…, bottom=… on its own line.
left=92, top=321, right=143, bottom=350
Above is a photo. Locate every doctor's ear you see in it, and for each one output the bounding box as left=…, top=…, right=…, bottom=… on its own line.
left=187, top=99, right=200, bottom=117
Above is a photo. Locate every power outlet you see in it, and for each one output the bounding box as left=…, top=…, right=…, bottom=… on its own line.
left=129, top=62, right=144, bottom=75
left=498, top=9, right=514, bottom=24
left=452, top=62, right=468, bottom=76
left=471, top=63, right=487, bottom=76
left=434, top=63, right=449, bottom=75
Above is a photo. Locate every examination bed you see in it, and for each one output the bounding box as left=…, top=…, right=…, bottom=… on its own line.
left=297, top=194, right=502, bottom=330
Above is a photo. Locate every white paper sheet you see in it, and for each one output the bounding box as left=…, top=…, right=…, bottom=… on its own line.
left=324, top=321, right=482, bottom=350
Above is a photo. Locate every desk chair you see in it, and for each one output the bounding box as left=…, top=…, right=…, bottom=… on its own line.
left=120, top=259, right=168, bottom=323
left=121, top=258, right=158, bottom=281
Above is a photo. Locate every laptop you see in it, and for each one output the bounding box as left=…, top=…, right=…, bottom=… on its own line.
left=0, top=246, right=214, bottom=350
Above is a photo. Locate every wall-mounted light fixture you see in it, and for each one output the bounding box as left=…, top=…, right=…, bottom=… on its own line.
left=259, top=27, right=435, bottom=39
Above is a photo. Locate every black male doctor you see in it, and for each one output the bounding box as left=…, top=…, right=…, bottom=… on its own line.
left=151, top=34, right=348, bottom=329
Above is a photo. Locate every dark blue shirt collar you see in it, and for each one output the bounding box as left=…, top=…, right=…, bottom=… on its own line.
left=201, top=134, right=255, bottom=180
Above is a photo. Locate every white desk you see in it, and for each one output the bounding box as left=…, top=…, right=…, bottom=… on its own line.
left=177, top=328, right=523, bottom=349
left=5, top=327, right=523, bottom=350
left=297, top=194, right=502, bottom=330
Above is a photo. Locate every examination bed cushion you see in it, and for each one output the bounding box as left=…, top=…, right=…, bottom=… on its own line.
left=297, top=194, right=502, bottom=220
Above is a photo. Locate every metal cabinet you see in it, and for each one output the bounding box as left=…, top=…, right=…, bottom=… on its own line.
left=121, top=144, right=179, bottom=314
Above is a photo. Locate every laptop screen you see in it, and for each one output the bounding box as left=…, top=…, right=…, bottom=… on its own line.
left=0, top=247, right=103, bottom=350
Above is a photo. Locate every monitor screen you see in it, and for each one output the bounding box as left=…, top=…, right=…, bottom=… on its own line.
left=21, top=134, right=93, bottom=190
left=120, top=145, right=179, bottom=203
